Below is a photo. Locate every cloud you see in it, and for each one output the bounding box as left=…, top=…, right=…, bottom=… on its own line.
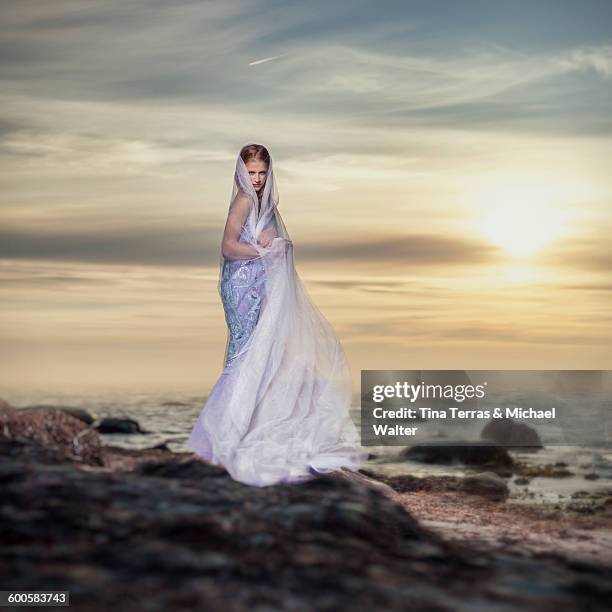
left=440, top=324, right=612, bottom=346
left=343, top=316, right=612, bottom=346
left=558, top=283, right=612, bottom=292
left=557, top=46, right=612, bottom=78
left=0, top=273, right=112, bottom=288
left=0, top=1, right=611, bottom=138
left=0, top=223, right=221, bottom=266
left=540, top=239, right=612, bottom=273
left=0, top=223, right=497, bottom=268
left=311, top=279, right=410, bottom=291
left=0, top=129, right=231, bottom=177
left=298, top=234, right=496, bottom=266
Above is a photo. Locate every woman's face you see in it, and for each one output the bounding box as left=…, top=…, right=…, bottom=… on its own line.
left=245, top=159, right=268, bottom=193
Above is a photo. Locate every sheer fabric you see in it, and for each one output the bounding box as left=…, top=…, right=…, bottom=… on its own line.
left=187, top=147, right=366, bottom=486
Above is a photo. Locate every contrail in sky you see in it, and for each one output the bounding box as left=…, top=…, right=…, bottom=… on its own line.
left=249, top=54, right=285, bottom=66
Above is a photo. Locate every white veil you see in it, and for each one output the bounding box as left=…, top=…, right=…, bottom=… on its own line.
left=188, top=146, right=366, bottom=486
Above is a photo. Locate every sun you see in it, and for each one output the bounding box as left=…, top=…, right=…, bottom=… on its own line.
left=480, top=203, right=562, bottom=257
left=472, top=175, right=572, bottom=257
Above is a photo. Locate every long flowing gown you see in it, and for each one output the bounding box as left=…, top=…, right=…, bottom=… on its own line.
left=187, top=152, right=366, bottom=486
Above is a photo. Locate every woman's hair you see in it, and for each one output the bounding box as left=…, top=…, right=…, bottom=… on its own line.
left=240, top=143, right=270, bottom=165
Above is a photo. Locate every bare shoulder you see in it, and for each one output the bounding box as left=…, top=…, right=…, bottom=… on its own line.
left=229, top=191, right=252, bottom=217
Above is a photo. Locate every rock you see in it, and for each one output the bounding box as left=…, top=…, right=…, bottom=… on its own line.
left=572, top=490, right=591, bottom=499
left=24, top=404, right=95, bottom=425
left=514, top=477, right=531, bottom=486
left=97, top=417, right=145, bottom=434
left=584, top=473, right=600, bottom=480
left=326, top=467, right=400, bottom=501
left=100, top=444, right=192, bottom=472
left=374, top=473, right=464, bottom=494
left=0, top=444, right=610, bottom=608
left=514, top=462, right=574, bottom=478
left=0, top=406, right=103, bottom=465
left=460, top=472, right=509, bottom=502
left=0, top=437, right=71, bottom=464
left=149, top=441, right=171, bottom=451
left=59, top=407, right=95, bottom=424
left=1, top=452, right=610, bottom=609
left=366, top=471, right=510, bottom=501
left=134, top=457, right=228, bottom=480
left=0, top=398, right=15, bottom=414
left=401, top=442, right=514, bottom=468
left=481, top=418, right=543, bottom=449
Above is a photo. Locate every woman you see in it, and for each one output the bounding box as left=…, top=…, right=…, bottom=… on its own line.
left=187, top=143, right=366, bottom=486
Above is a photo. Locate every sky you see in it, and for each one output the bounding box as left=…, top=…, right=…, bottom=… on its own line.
left=1, top=0, right=611, bottom=393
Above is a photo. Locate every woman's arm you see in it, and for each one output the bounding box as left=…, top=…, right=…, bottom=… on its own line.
left=221, top=195, right=260, bottom=260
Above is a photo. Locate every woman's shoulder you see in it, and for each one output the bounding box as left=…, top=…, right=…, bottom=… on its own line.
left=230, top=190, right=252, bottom=214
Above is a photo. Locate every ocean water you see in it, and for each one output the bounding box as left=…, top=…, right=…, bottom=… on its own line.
left=2, top=386, right=611, bottom=505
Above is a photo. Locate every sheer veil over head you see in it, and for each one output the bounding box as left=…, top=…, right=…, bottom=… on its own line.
left=229, top=147, right=284, bottom=242
left=188, top=143, right=366, bottom=486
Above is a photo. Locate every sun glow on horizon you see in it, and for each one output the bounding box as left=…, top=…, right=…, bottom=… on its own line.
left=470, top=174, right=580, bottom=258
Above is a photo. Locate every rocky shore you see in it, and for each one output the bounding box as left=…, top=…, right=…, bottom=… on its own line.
left=1, top=401, right=611, bottom=611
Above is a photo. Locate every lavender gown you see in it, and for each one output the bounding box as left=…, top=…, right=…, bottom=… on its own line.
left=219, top=224, right=266, bottom=370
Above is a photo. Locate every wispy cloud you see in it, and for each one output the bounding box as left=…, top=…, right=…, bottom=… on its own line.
left=1, top=1, right=611, bottom=135
left=557, top=46, right=612, bottom=78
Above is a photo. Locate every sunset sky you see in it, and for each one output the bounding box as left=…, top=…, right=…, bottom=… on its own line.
left=1, top=0, right=611, bottom=393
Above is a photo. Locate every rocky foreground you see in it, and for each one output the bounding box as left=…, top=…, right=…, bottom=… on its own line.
left=1, top=403, right=611, bottom=611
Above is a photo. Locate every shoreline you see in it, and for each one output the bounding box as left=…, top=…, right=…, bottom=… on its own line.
left=384, top=474, right=612, bottom=565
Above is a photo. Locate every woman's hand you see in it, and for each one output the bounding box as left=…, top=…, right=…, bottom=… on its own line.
left=254, top=236, right=292, bottom=260
left=269, top=237, right=286, bottom=254
left=257, top=228, right=277, bottom=247
left=271, top=237, right=294, bottom=257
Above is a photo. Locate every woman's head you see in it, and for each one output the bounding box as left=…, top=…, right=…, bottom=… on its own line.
left=240, top=144, right=270, bottom=195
